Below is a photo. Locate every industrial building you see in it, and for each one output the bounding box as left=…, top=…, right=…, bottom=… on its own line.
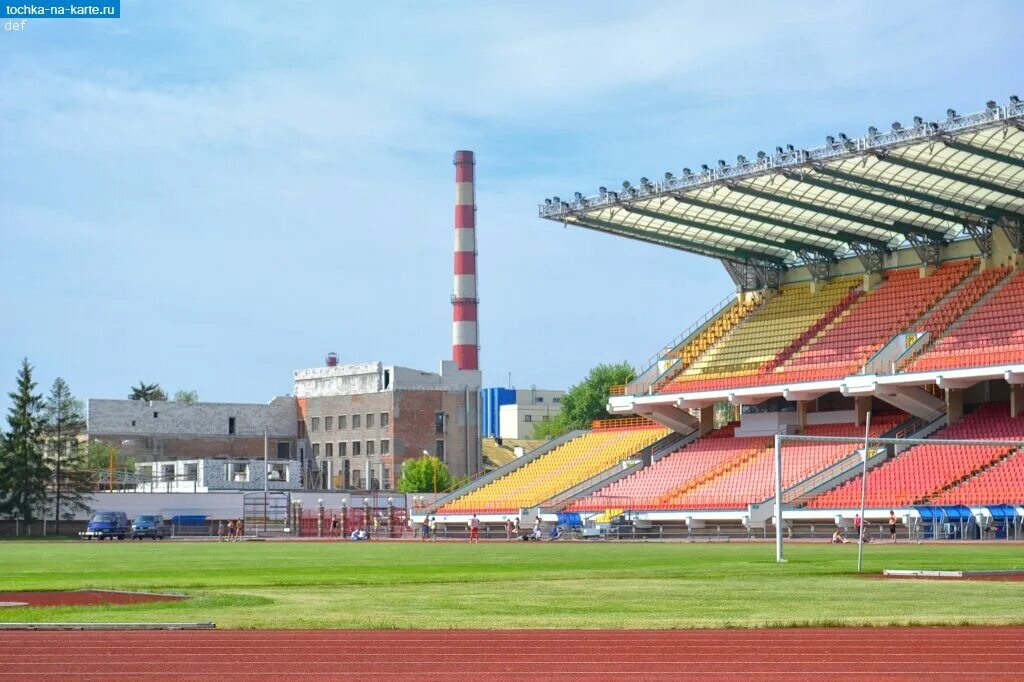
left=481, top=387, right=565, bottom=439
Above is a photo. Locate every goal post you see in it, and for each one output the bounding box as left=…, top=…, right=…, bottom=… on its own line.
left=773, top=423, right=1024, bottom=566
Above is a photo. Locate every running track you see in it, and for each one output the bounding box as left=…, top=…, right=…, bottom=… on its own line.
left=1, top=627, right=1021, bottom=681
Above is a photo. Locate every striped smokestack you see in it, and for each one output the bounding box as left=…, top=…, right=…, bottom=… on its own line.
left=452, top=150, right=478, bottom=371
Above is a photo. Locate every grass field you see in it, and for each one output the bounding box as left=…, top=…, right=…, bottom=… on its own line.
left=1, top=540, right=1022, bottom=629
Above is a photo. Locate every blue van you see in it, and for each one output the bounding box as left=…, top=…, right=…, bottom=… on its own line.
left=83, top=511, right=130, bottom=540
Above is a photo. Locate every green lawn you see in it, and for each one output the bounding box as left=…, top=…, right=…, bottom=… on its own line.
left=1, top=540, right=1022, bottom=629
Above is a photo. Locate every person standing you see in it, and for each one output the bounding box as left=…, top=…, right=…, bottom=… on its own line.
left=226, top=519, right=236, bottom=542
left=504, top=518, right=514, bottom=541
left=217, top=520, right=226, bottom=542
left=889, top=510, right=898, bottom=544
left=235, top=518, right=244, bottom=541
left=468, top=514, right=480, bottom=543
left=853, top=513, right=862, bottom=541
left=421, top=516, right=431, bottom=542
left=429, top=516, right=437, bottom=541
left=513, top=517, right=520, bottom=540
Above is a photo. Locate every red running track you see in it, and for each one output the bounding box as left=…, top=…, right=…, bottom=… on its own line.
left=1, top=627, right=1022, bottom=681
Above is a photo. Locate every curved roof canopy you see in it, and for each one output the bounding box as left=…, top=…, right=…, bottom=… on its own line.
left=539, top=98, right=1024, bottom=271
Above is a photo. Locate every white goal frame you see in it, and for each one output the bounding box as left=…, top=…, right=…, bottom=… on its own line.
left=773, top=416, right=1024, bottom=568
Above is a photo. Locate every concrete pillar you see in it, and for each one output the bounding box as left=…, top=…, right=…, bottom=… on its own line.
left=854, top=396, right=871, bottom=426
left=919, top=264, right=936, bottom=278
left=699, top=405, right=715, bottom=436
left=1010, top=385, right=1024, bottom=418
left=946, top=389, right=964, bottom=425
left=809, top=279, right=821, bottom=294
left=798, top=401, right=809, bottom=430
left=862, top=273, right=882, bottom=292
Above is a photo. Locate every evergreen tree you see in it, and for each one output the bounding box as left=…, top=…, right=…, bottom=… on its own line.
left=0, top=359, right=49, bottom=532
left=44, top=378, right=92, bottom=534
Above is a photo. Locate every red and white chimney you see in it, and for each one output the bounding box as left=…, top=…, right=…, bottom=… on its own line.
left=452, top=150, right=478, bottom=371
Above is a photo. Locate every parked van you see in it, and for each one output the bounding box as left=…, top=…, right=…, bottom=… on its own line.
left=82, top=511, right=130, bottom=540
left=131, top=515, right=166, bottom=540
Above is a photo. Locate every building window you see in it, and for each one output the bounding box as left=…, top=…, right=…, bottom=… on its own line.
left=312, top=443, right=320, bottom=458
left=325, top=416, right=333, bottom=431
left=382, top=466, right=391, bottom=490
left=325, top=442, right=333, bottom=458
left=342, top=459, right=351, bottom=488
left=338, top=415, right=346, bottom=430
left=367, top=440, right=375, bottom=456
left=352, top=470, right=363, bottom=489
left=553, top=397, right=561, bottom=404
left=380, top=412, right=390, bottom=429
left=436, top=440, right=446, bottom=461
left=153, top=411, right=159, bottom=418
left=268, top=462, right=288, bottom=482
left=277, top=442, right=290, bottom=459
left=381, top=439, right=390, bottom=455
left=321, top=460, right=329, bottom=488
left=137, top=464, right=153, bottom=482
left=524, top=414, right=533, bottom=422
left=338, top=442, right=347, bottom=457
left=435, top=412, right=445, bottom=434
left=352, top=414, right=361, bottom=429
left=184, top=463, right=198, bottom=482
left=228, top=417, right=236, bottom=435
left=542, top=415, right=549, bottom=421
left=352, top=441, right=362, bottom=457
left=366, top=413, right=375, bottom=428
left=311, top=416, right=320, bottom=432
left=226, top=462, right=249, bottom=482
left=535, top=397, right=544, bottom=403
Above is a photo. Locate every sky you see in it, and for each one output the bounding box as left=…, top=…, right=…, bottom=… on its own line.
left=1, top=1, right=1022, bottom=412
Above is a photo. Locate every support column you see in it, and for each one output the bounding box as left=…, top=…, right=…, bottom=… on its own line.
left=698, top=405, right=715, bottom=436
left=854, top=396, right=871, bottom=426
left=798, top=400, right=809, bottom=430
left=862, top=272, right=882, bottom=292
left=1011, top=385, right=1024, bottom=419
left=946, top=389, right=964, bottom=425
left=918, top=264, right=936, bottom=278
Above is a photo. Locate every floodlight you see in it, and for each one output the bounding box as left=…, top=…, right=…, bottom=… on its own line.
left=682, top=168, right=692, bottom=176
left=598, top=186, right=607, bottom=195
left=891, top=122, right=902, bottom=131
left=947, top=108, right=958, bottom=119
left=621, top=180, right=630, bottom=189
left=775, top=146, right=784, bottom=155
left=867, top=126, right=878, bottom=136
left=736, top=155, right=747, bottom=164
left=1011, top=95, right=1021, bottom=105
left=607, top=191, right=619, bottom=201
left=913, top=116, right=923, bottom=126
left=929, top=122, right=940, bottom=131
left=574, top=192, right=583, bottom=201
left=552, top=196, right=560, bottom=204
left=700, top=164, right=710, bottom=172
left=786, top=144, right=795, bottom=152
left=986, top=100, right=997, bottom=110
left=664, top=171, right=674, bottom=180
left=717, top=159, right=727, bottom=168
left=838, top=133, right=849, bottom=141
left=756, top=151, right=767, bottom=160
left=544, top=198, right=552, bottom=206
left=826, top=135, right=835, bottom=145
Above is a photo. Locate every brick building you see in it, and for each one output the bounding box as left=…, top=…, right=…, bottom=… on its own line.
left=294, top=359, right=482, bottom=490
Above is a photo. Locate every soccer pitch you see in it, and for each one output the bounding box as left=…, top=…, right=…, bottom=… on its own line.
left=2, top=541, right=1022, bottom=629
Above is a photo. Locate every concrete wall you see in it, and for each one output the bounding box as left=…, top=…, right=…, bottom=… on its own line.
left=498, top=403, right=561, bottom=439
left=88, top=397, right=298, bottom=437
left=294, top=363, right=385, bottom=397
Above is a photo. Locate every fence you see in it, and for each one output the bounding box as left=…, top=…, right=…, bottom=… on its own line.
left=298, top=507, right=410, bottom=539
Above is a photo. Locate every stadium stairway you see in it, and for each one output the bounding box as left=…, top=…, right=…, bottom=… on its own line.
left=436, top=425, right=670, bottom=515
left=770, top=260, right=974, bottom=383
left=908, top=268, right=1024, bottom=372
left=806, top=403, right=1024, bottom=509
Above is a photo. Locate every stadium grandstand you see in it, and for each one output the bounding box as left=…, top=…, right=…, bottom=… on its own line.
left=425, top=97, right=1024, bottom=540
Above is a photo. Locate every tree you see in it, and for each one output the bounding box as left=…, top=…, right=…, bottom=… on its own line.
left=43, top=378, right=92, bottom=534
left=129, top=382, right=166, bottom=401
left=173, top=389, right=198, bottom=404
left=531, top=413, right=568, bottom=440
left=0, top=359, right=49, bottom=532
left=537, top=362, right=636, bottom=439
left=397, top=455, right=454, bottom=493
left=86, top=441, right=134, bottom=471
